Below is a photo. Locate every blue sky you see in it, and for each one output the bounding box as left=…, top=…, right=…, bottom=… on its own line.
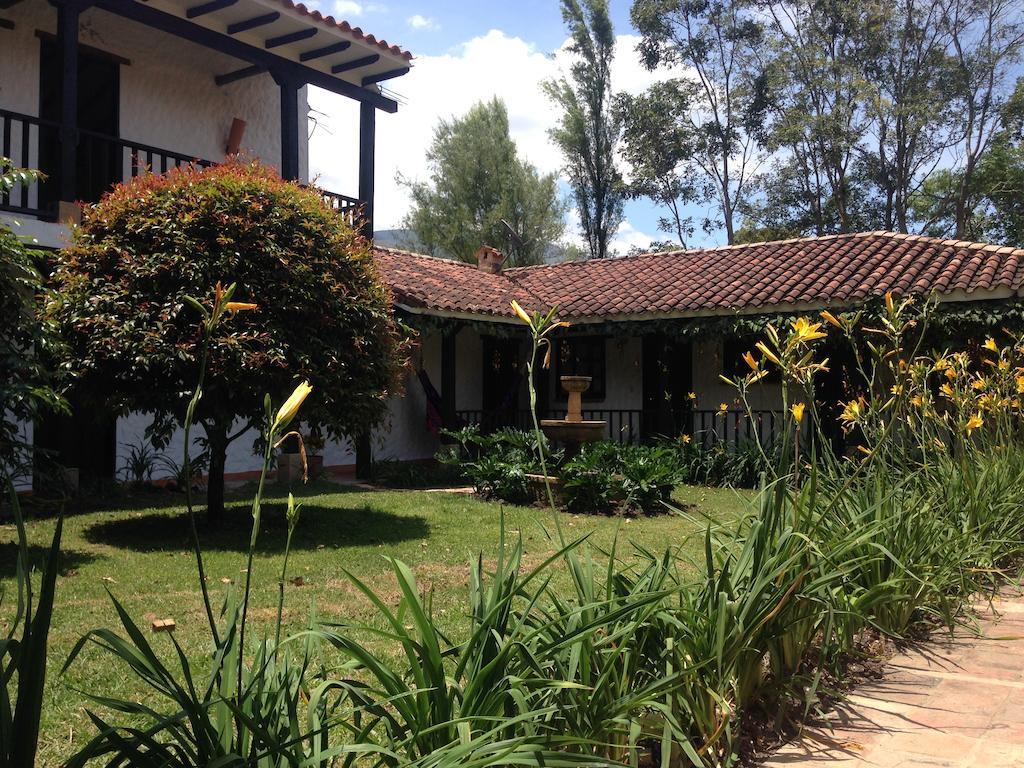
left=304, top=0, right=691, bottom=254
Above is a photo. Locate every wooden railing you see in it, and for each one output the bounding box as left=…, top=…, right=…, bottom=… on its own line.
left=1, top=109, right=360, bottom=224
left=455, top=407, right=786, bottom=448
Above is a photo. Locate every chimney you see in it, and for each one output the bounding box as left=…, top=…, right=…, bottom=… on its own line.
left=475, top=245, right=506, bottom=274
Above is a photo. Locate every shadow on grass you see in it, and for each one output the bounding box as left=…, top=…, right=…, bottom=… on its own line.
left=0, top=542, right=99, bottom=577
left=82, top=501, right=429, bottom=553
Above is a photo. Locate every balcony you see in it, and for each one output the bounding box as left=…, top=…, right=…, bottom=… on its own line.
left=0, top=108, right=361, bottom=226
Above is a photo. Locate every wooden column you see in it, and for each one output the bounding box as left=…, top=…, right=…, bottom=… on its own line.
left=273, top=71, right=301, bottom=180
left=358, top=100, right=375, bottom=239
left=441, top=327, right=457, bottom=432
left=55, top=0, right=85, bottom=203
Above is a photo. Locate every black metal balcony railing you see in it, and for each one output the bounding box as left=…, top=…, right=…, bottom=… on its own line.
left=0, top=109, right=360, bottom=224
left=455, top=408, right=787, bottom=448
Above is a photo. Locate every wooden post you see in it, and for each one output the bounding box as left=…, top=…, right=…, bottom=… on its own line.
left=56, top=0, right=85, bottom=204
left=273, top=71, right=300, bottom=181
left=358, top=100, right=375, bottom=239
left=441, top=328, right=457, bottom=432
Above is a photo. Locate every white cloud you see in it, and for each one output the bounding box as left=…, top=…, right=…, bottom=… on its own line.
left=307, top=30, right=671, bottom=231
left=610, top=219, right=658, bottom=255
left=328, top=0, right=386, bottom=17
left=406, top=14, right=438, bottom=30
left=331, top=1, right=364, bottom=16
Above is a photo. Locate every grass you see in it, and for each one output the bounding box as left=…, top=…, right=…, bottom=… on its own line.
left=1, top=480, right=749, bottom=766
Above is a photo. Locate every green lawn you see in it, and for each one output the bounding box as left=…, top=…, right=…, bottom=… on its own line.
left=2, top=481, right=751, bottom=766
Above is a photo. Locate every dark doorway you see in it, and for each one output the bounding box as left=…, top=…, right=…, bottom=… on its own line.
left=642, top=334, right=693, bottom=441
left=482, top=336, right=523, bottom=430
left=38, top=36, right=121, bottom=212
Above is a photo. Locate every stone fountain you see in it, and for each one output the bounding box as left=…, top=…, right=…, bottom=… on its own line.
left=540, top=375, right=607, bottom=461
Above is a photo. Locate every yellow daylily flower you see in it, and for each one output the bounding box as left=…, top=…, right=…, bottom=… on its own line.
left=791, top=317, right=827, bottom=343
left=687, top=392, right=697, bottom=401
left=965, top=413, right=984, bottom=436
left=791, top=402, right=806, bottom=423
left=225, top=302, right=258, bottom=313
left=971, top=379, right=987, bottom=391
left=940, top=382, right=955, bottom=399
left=510, top=300, right=532, bottom=326
left=839, top=398, right=864, bottom=425
left=718, top=402, right=729, bottom=414
left=984, top=338, right=999, bottom=352
left=910, top=394, right=923, bottom=407
left=274, top=381, right=313, bottom=431
left=742, top=350, right=758, bottom=371
left=755, top=341, right=782, bottom=367
left=820, top=310, right=843, bottom=329
left=680, top=434, right=692, bottom=444
left=885, top=291, right=895, bottom=315
left=1015, top=375, right=1024, bottom=393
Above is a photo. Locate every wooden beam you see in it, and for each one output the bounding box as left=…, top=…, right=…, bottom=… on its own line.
left=186, top=0, right=236, bottom=18
left=332, top=54, right=379, bottom=74
left=265, top=27, right=316, bottom=49
left=299, top=40, right=349, bottom=61
left=226, top=11, right=278, bottom=35
left=214, top=64, right=265, bottom=86
left=94, top=0, right=398, bottom=112
left=362, top=67, right=407, bottom=86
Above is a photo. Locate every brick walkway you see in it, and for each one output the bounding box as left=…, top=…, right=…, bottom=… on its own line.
left=763, top=590, right=1024, bottom=767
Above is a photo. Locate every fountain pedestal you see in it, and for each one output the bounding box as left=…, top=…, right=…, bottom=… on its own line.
left=540, top=375, right=606, bottom=462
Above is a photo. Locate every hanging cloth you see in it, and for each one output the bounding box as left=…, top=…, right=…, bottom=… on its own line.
left=417, top=368, right=444, bottom=435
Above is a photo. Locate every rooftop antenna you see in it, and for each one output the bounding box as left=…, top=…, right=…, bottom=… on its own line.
left=500, top=219, right=524, bottom=254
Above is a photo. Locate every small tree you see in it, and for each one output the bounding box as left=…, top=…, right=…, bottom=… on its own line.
left=46, top=160, right=405, bottom=521
left=544, top=0, right=623, bottom=259
left=402, top=98, right=565, bottom=267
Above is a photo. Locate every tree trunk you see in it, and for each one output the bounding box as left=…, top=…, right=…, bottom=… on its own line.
left=205, top=424, right=229, bottom=524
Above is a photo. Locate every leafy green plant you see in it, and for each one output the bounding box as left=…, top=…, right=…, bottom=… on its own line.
left=117, top=438, right=164, bottom=485
left=0, top=479, right=63, bottom=767
left=560, top=441, right=683, bottom=515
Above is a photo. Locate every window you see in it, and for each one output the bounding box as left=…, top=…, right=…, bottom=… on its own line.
left=723, top=336, right=781, bottom=382
left=555, top=337, right=606, bottom=400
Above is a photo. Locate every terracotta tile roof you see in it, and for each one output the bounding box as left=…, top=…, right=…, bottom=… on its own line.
left=279, top=1, right=413, bottom=60
left=374, top=232, right=1024, bottom=323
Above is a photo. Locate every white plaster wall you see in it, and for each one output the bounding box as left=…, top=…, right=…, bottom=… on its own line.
left=0, top=2, right=310, bottom=191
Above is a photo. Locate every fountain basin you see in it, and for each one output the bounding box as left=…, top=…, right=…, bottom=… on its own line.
left=540, top=419, right=607, bottom=444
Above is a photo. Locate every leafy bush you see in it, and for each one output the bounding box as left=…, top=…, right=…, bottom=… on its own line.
left=440, top=426, right=554, bottom=504
left=672, top=439, right=768, bottom=488
left=0, top=159, right=64, bottom=478
left=561, top=441, right=684, bottom=515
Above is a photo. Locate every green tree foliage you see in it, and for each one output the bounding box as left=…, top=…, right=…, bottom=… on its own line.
left=402, top=99, right=565, bottom=267
left=630, top=0, right=767, bottom=244
left=0, top=159, right=64, bottom=478
left=747, top=0, right=1024, bottom=239
left=544, top=0, right=623, bottom=259
left=45, top=160, right=405, bottom=520
left=912, top=78, right=1024, bottom=244
left=617, top=80, right=706, bottom=247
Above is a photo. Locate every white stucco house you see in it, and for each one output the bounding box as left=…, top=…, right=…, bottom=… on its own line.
left=7, top=0, right=1024, bottom=490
